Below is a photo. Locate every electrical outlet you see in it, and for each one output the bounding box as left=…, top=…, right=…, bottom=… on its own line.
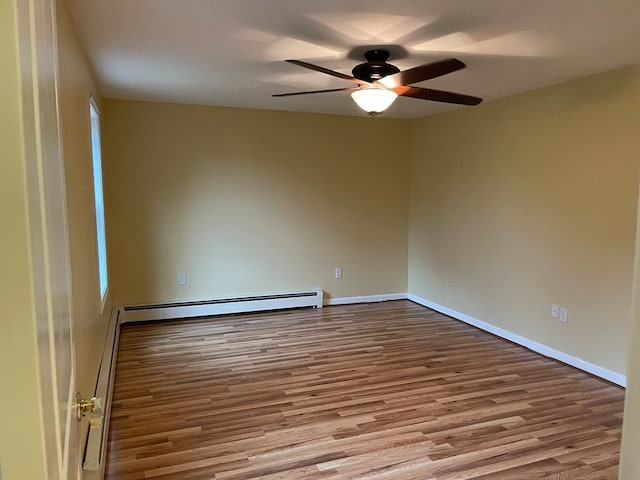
left=335, top=267, right=342, bottom=279
left=178, top=272, right=187, bottom=285
left=551, top=304, right=559, bottom=318
left=559, top=307, right=568, bottom=323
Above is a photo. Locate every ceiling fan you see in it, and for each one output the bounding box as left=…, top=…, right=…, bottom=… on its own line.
left=273, top=49, right=482, bottom=116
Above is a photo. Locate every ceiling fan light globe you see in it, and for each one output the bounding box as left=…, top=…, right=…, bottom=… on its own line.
left=351, top=88, right=398, bottom=115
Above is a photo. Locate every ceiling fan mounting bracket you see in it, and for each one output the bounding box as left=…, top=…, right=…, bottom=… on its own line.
left=352, top=49, right=400, bottom=82
left=364, top=49, right=391, bottom=62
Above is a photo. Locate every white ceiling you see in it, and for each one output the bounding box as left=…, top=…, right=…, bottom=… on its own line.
left=66, top=0, right=640, bottom=119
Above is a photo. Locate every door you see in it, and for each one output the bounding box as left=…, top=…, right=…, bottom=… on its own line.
left=15, top=0, right=82, bottom=478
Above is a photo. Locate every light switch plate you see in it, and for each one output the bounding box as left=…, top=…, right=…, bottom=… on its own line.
left=559, top=307, right=568, bottom=323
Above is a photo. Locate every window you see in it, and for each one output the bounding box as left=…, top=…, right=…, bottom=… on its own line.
left=89, top=98, right=108, bottom=308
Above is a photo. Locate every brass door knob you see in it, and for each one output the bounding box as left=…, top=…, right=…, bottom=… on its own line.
left=76, top=393, right=103, bottom=427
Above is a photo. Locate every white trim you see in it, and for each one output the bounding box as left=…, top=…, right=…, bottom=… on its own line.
left=407, top=294, right=626, bottom=387
left=98, top=285, right=108, bottom=316
left=325, top=293, right=408, bottom=306
left=88, top=95, right=101, bottom=115
left=120, top=289, right=324, bottom=323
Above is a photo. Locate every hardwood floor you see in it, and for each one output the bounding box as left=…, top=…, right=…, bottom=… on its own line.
left=105, top=300, right=624, bottom=479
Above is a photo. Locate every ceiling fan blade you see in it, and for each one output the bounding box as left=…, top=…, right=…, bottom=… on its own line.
left=286, top=59, right=370, bottom=85
left=394, top=86, right=482, bottom=106
left=272, top=87, right=358, bottom=97
left=379, top=58, right=466, bottom=88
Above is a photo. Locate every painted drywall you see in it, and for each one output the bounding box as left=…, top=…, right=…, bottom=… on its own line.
left=409, top=66, right=640, bottom=376
left=56, top=0, right=112, bottom=442
left=620, top=186, right=640, bottom=479
left=0, top=1, right=49, bottom=478
left=102, top=101, right=410, bottom=305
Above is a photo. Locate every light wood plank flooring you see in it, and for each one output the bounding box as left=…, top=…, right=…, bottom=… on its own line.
left=105, top=300, right=624, bottom=479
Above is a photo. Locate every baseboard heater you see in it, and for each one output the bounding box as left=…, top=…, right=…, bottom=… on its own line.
left=82, top=306, right=121, bottom=480
left=120, top=288, right=324, bottom=323
left=82, top=289, right=323, bottom=478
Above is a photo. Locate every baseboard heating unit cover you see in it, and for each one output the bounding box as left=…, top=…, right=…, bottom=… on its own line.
left=120, top=289, right=324, bottom=323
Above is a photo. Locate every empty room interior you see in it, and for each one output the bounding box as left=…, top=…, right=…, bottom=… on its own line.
left=3, top=0, right=640, bottom=479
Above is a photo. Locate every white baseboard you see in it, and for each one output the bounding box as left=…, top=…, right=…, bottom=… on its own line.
left=325, top=293, right=408, bottom=306
left=407, top=294, right=626, bottom=387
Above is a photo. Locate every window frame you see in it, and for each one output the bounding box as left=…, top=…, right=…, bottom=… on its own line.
left=89, top=96, right=109, bottom=312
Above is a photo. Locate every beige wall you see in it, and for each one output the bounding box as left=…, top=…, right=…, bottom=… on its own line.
left=409, top=66, right=640, bottom=376
left=102, top=69, right=639, bottom=374
left=0, top=1, right=49, bottom=478
left=56, top=0, right=112, bottom=413
left=102, top=101, right=410, bottom=305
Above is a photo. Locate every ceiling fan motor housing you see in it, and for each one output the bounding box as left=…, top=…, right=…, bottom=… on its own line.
left=352, top=49, right=400, bottom=82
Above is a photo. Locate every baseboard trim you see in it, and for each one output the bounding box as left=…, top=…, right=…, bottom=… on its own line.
left=407, top=294, right=626, bottom=387
left=325, top=293, right=408, bottom=306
